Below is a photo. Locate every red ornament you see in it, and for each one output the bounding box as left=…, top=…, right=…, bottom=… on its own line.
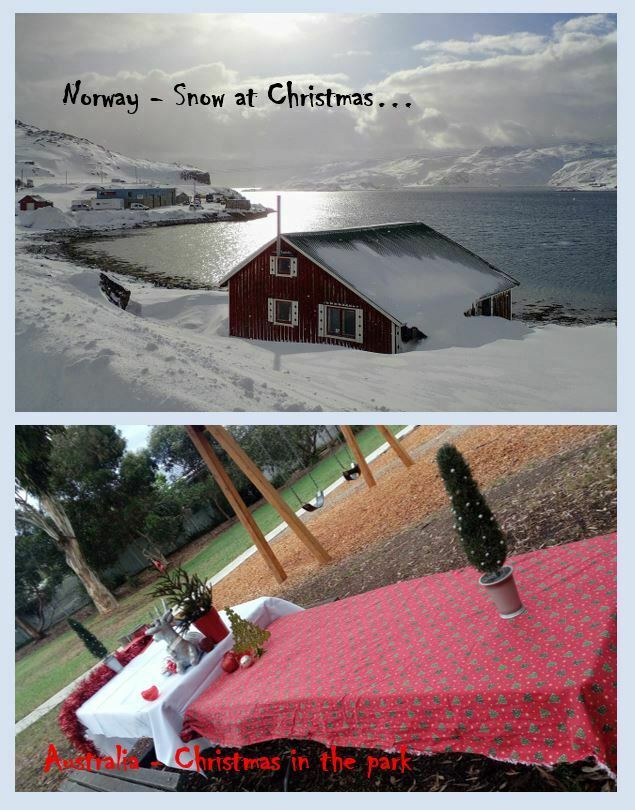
left=221, top=651, right=239, bottom=673
left=141, top=685, right=159, bottom=701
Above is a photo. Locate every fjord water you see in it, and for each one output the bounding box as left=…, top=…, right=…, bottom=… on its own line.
left=79, top=189, right=616, bottom=322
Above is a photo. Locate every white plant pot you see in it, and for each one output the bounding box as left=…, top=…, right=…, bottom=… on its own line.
left=104, top=654, right=123, bottom=673
left=479, top=565, right=525, bottom=619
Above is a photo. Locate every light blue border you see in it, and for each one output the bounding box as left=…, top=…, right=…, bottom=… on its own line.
left=4, top=1, right=629, bottom=805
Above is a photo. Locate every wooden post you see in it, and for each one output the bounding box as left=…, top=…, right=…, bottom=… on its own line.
left=186, top=426, right=287, bottom=584
left=339, top=426, right=376, bottom=488
left=376, top=426, right=415, bottom=468
left=205, top=426, right=331, bottom=565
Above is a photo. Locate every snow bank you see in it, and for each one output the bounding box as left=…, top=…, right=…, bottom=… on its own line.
left=17, top=206, right=73, bottom=230
left=15, top=251, right=616, bottom=412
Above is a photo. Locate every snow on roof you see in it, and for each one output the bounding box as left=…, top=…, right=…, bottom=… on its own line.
left=283, top=222, right=519, bottom=326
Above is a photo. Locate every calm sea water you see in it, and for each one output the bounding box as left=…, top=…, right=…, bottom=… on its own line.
left=77, top=189, right=616, bottom=322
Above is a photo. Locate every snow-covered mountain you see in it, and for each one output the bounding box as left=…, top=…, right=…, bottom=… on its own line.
left=15, top=120, right=211, bottom=186
left=285, top=143, right=617, bottom=191
left=548, top=158, right=617, bottom=191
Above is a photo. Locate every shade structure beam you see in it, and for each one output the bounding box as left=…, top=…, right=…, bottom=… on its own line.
left=376, top=426, right=415, bottom=468
left=205, top=426, right=332, bottom=565
left=186, top=426, right=287, bottom=583
left=339, top=426, right=376, bottom=488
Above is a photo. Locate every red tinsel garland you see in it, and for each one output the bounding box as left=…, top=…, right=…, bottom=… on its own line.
left=58, top=634, right=153, bottom=754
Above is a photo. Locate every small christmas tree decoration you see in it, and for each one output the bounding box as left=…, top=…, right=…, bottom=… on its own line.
left=225, top=607, right=271, bottom=658
left=68, top=618, right=109, bottom=660
left=436, top=443, right=507, bottom=577
left=436, top=443, right=524, bottom=619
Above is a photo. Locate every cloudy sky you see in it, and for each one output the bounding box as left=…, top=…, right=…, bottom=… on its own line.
left=15, top=13, right=616, bottom=185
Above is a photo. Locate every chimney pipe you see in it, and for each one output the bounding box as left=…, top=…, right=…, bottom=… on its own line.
left=276, top=194, right=281, bottom=256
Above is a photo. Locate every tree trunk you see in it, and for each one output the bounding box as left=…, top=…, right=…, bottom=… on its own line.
left=37, top=494, right=119, bottom=615
left=61, top=534, right=118, bottom=614
left=15, top=613, right=45, bottom=641
left=17, top=494, right=119, bottom=616
left=210, top=490, right=231, bottom=521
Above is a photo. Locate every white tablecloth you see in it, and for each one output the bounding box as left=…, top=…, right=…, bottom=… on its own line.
left=76, top=596, right=303, bottom=769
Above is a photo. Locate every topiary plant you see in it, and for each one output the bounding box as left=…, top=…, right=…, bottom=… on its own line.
left=436, top=443, right=507, bottom=580
left=67, top=617, right=108, bottom=659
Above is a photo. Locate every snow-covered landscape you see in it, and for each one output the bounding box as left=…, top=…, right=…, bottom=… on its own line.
left=285, top=144, right=617, bottom=192
left=15, top=248, right=615, bottom=412
left=15, top=121, right=264, bottom=234
left=14, top=121, right=616, bottom=411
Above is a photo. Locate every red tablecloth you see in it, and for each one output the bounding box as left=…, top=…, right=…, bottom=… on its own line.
left=182, top=534, right=617, bottom=771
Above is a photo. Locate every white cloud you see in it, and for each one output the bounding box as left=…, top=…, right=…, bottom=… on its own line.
left=414, top=32, right=546, bottom=58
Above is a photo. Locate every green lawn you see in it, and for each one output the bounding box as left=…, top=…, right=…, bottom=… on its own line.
left=15, top=426, right=405, bottom=721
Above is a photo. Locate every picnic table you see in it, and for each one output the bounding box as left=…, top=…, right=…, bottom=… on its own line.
left=182, top=535, right=617, bottom=773
left=75, top=596, right=302, bottom=769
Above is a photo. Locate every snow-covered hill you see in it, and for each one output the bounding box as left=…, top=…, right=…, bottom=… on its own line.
left=548, top=158, right=617, bottom=191
left=15, top=119, right=211, bottom=186
left=285, top=144, right=617, bottom=191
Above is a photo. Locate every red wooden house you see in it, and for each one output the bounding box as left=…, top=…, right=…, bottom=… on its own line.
left=18, top=194, right=53, bottom=212
left=220, top=222, right=519, bottom=355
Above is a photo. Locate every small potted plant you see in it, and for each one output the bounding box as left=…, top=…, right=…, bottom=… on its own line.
left=436, top=443, right=524, bottom=619
left=150, top=566, right=229, bottom=643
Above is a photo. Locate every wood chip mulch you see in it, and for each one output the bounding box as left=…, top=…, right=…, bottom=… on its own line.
left=211, top=425, right=606, bottom=610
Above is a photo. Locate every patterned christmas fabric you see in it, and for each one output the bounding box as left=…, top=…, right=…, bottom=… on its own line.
left=182, top=534, right=617, bottom=772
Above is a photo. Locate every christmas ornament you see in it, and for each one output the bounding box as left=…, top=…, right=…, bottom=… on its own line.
left=225, top=607, right=271, bottom=659
left=161, top=658, right=178, bottom=676
left=222, top=651, right=239, bottom=673
left=145, top=608, right=203, bottom=674
left=239, top=654, right=254, bottom=669
left=141, top=685, right=159, bottom=701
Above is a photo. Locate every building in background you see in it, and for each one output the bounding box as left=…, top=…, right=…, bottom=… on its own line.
left=96, top=186, right=176, bottom=209
left=18, top=194, right=52, bottom=211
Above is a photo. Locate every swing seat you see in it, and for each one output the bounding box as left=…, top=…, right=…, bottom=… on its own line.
left=302, top=491, right=325, bottom=512
left=343, top=464, right=360, bottom=481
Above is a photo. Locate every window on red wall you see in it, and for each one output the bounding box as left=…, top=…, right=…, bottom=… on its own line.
left=276, top=257, right=293, bottom=275
left=270, top=256, right=298, bottom=277
left=326, top=305, right=356, bottom=338
left=275, top=300, right=293, bottom=323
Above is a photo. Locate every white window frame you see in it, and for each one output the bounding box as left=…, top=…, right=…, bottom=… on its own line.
left=318, top=303, right=363, bottom=344
left=268, top=297, right=298, bottom=327
left=269, top=255, right=298, bottom=278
